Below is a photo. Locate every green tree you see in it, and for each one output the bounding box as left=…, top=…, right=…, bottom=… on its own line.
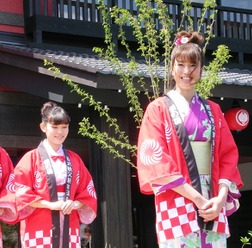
left=45, top=0, right=231, bottom=168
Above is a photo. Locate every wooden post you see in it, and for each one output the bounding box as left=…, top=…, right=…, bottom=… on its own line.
left=89, top=108, right=133, bottom=248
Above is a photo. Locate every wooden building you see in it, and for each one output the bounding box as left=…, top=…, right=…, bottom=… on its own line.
left=0, top=1, right=252, bottom=247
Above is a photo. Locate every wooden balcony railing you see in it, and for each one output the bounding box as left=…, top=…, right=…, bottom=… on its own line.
left=24, top=0, right=252, bottom=42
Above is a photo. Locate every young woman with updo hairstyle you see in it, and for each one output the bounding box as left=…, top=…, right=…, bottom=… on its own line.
left=14, top=101, right=97, bottom=248
left=137, top=30, right=243, bottom=247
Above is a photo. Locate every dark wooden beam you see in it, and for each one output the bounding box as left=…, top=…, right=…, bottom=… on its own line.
left=0, top=12, right=24, bottom=27
left=212, top=84, right=252, bottom=100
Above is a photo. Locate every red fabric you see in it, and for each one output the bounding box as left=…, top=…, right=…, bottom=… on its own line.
left=51, top=155, right=65, bottom=162
left=137, top=97, right=243, bottom=194
left=57, top=184, right=65, bottom=192
left=207, top=100, right=243, bottom=192
left=137, top=97, right=243, bottom=241
left=14, top=149, right=97, bottom=247
left=224, top=107, right=249, bottom=131
left=0, top=147, right=18, bottom=247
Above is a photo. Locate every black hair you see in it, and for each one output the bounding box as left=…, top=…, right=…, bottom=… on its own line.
left=169, top=30, right=205, bottom=89
left=41, top=101, right=71, bottom=125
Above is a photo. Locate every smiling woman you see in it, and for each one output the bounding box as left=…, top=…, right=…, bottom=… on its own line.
left=13, top=101, right=97, bottom=248
left=137, top=30, right=243, bottom=248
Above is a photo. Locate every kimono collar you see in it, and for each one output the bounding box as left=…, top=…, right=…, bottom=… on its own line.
left=42, top=139, right=64, bottom=156
left=38, top=141, right=72, bottom=248
left=167, top=90, right=198, bottom=121
left=163, top=94, right=215, bottom=231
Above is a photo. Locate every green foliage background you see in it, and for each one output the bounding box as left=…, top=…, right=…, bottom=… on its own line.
left=45, top=0, right=231, bottom=169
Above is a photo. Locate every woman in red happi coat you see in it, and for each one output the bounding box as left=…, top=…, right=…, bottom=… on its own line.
left=14, top=101, right=97, bottom=248
left=0, top=147, right=17, bottom=248
left=137, top=30, right=243, bottom=248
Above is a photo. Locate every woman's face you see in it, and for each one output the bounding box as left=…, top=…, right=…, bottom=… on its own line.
left=40, top=122, right=69, bottom=151
left=171, top=58, right=202, bottom=92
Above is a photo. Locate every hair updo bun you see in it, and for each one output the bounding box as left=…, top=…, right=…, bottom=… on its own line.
left=41, top=101, right=70, bottom=125
left=168, top=30, right=205, bottom=90
left=175, top=30, right=204, bottom=47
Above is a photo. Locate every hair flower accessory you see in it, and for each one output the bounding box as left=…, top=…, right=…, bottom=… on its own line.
left=175, top=36, right=189, bottom=46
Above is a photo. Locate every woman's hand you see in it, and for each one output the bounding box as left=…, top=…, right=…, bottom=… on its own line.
left=198, top=196, right=224, bottom=221
left=30, top=199, right=83, bottom=214
left=198, top=183, right=228, bottom=222
left=30, top=199, right=64, bottom=210
left=49, top=200, right=65, bottom=211
left=172, top=182, right=208, bottom=209
left=61, top=200, right=83, bottom=215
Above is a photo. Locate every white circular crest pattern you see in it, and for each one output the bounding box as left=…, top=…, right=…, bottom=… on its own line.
left=140, top=139, right=162, bottom=165
left=34, top=171, right=42, bottom=188
left=15, top=183, right=28, bottom=197
left=87, top=180, right=97, bottom=199
left=6, top=173, right=15, bottom=193
left=164, top=120, right=172, bottom=143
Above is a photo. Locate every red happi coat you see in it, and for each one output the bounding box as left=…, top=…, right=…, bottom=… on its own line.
left=0, top=147, right=17, bottom=248
left=14, top=148, right=97, bottom=248
left=137, top=97, right=243, bottom=242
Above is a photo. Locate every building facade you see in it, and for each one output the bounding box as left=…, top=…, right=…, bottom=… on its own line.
left=0, top=1, right=252, bottom=247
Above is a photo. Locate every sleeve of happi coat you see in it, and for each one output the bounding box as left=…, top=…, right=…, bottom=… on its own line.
left=0, top=147, right=17, bottom=223
left=210, top=102, right=244, bottom=216
left=14, top=150, right=43, bottom=220
left=213, top=103, right=243, bottom=189
left=137, top=98, right=185, bottom=195
left=70, top=152, right=97, bottom=224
